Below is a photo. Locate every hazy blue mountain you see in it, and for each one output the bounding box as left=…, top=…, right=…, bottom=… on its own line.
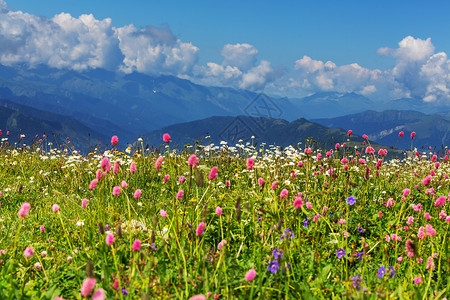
left=313, top=110, right=450, bottom=150
left=0, top=99, right=111, bottom=152
left=144, top=115, right=368, bottom=149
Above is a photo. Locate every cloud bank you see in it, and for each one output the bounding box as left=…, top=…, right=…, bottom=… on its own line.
left=2, top=0, right=450, bottom=103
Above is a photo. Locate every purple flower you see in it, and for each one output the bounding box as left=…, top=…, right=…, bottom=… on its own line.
left=347, top=196, right=356, bottom=206
left=272, top=247, right=283, bottom=260
left=358, top=227, right=364, bottom=233
left=303, top=217, right=309, bottom=227
left=336, top=248, right=346, bottom=259
left=352, top=275, right=362, bottom=290
left=267, top=260, right=279, bottom=274
left=388, top=265, right=396, bottom=277
left=377, top=265, right=386, bottom=279
left=356, top=252, right=365, bottom=260
left=122, top=287, right=128, bottom=295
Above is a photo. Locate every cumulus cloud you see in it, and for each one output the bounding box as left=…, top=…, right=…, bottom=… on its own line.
left=221, top=43, right=258, bottom=71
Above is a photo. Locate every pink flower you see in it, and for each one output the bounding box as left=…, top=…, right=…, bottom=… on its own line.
left=341, top=158, right=348, bottom=164
left=435, top=196, right=446, bottom=207
left=113, top=161, right=120, bottom=174
left=402, top=189, right=410, bottom=197
left=347, top=130, right=352, bottom=136
left=52, top=204, right=60, bottom=212
left=113, top=279, right=119, bottom=290
left=378, top=211, right=382, bottom=218
left=40, top=225, right=45, bottom=232
left=430, top=170, right=436, bottom=176
left=399, top=131, right=404, bottom=138
left=215, top=206, right=223, bottom=216
left=365, top=146, right=375, bottom=154
left=306, top=202, right=313, bottom=209
left=447, top=216, right=450, bottom=223
left=121, top=181, right=128, bottom=189
left=385, top=235, right=391, bottom=242
left=358, top=158, right=366, bottom=165
left=155, top=156, right=164, bottom=170
left=431, top=154, right=437, bottom=162
left=407, top=216, right=414, bottom=225
left=271, top=181, right=278, bottom=190
left=417, top=226, right=426, bottom=240
left=424, top=212, right=431, bottom=220
left=92, top=288, right=106, bottom=300
left=23, top=247, right=34, bottom=258
left=101, top=157, right=111, bottom=172
left=378, top=149, right=388, bottom=156
left=397, top=256, right=403, bottom=262
left=335, top=143, right=340, bottom=149
left=411, top=132, right=416, bottom=139
left=111, top=135, right=119, bottom=146
left=18, top=202, right=31, bottom=218
left=425, top=224, right=436, bottom=237
left=439, top=210, right=447, bottom=220
left=188, top=155, right=199, bottom=169
left=89, top=179, right=98, bottom=190
left=247, top=158, right=254, bottom=170
left=362, top=134, right=368, bottom=139
left=217, top=239, right=227, bottom=250
left=82, top=198, right=88, bottom=208
left=245, top=269, right=257, bottom=281
left=338, top=219, right=346, bottom=224
left=343, top=164, right=349, bottom=170
left=225, top=180, right=231, bottom=187
left=163, top=174, right=170, bottom=183
left=132, top=239, right=141, bottom=251
left=163, top=133, right=171, bottom=143
left=179, top=176, right=186, bottom=183
left=413, top=276, right=422, bottom=285
left=160, top=210, right=168, bottom=218
left=196, top=222, right=206, bottom=236
left=293, top=196, right=304, bottom=209
left=106, top=233, right=115, bottom=246
left=134, top=189, right=142, bottom=200
left=188, top=295, right=206, bottom=300
left=435, top=162, right=440, bottom=169
left=208, top=167, right=218, bottom=180
left=96, top=169, right=103, bottom=181
left=130, top=162, right=136, bottom=174
left=426, top=257, right=435, bottom=270
left=412, top=203, right=423, bottom=212
left=80, top=278, right=97, bottom=297
left=316, top=153, right=322, bottom=160
left=112, top=186, right=121, bottom=196
left=298, top=161, right=303, bottom=167
left=304, top=148, right=312, bottom=155
left=176, top=190, right=184, bottom=200
left=258, top=178, right=264, bottom=186
left=280, top=189, right=288, bottom=198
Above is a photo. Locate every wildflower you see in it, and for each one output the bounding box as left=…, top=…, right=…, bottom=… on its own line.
left=425, top=224, right=436, bottom=237
left=422, top=175, right=432, bottom=186
left=403, top=189, right=410, bottom=197
left=111, top=135, right=119, bottom=146
left=89, top=179, right=98, bottom=190
left=365, top=146, right=375, bottom=154
left=160, top=210, right=168, bottom=218
left=424, top=212, right=431, bottom=220
left=106, top=233, right=115, bottom=246
left=267, top=260, right=279, bottom=273
left=155, top=156, right=164, bottom=170
left=280, top=189, right=288, bottom=198
left=121, top=181, right=128, bottom=189
left=347, top=196, right=356, bottom=206
left=225, top=180, right=231, bottom=187
left=417, top=226, right=426, bottom=240
left=163, top=174, right=170, bottom=183
left=52, top=204, right=60, bottom=212
left=406, top=240, right=416, bottom=257
left=247, top=158, right=254, bottom=170
left=217, top=239, right=227, bottom=250
left=378, top=148, right=388, bottom=156
left=18, top=202, right=31, bottom=218
left=258, top=177, right=264, bottom=186
left=303, top=217, right=309, bottom=227
left=281, top=228, right=294, bottom=240
left=358, top=227, right=364, bottom=233
left=208, top=167, right=218, bottom=180
left=271, top=181, right=278, bottom=190
left=215, top=206, right=223, bottom=216
left=298, top=161, right=303, bottom=167
left=272, top=247, right=283, bottom=259
left=196, top=222, right=206, bottom=236
left=121, top=288, right=128, bottom=296
left=41, top=251, right=47, bottom=257
left=338, top=219, right=346, bottom=225
left=163, top=133, right=171, bottom=143
left=377, top=265, right=386, bottom=279
left=23, top=247, right=34, bottom=258
left=293, top=196, right=303, bottom=209
left=82, top=198, right=88, bottom=208
left=336, top=248, right=346, bottom=259
left=352, top=275, right=361, bottom=290
left=113, top=279, right=119, bottom=290
left=189, top=295, right=206, bottom=300
left=134, top=189, right=142, bottom=200
left=112, top=186, right=121, bottom=196
left=188, top=155, right=199, bottom=168
left=347, top=130, right=352, bottom=136
left=439, top=210, right=447, bottom=220
left=388, top=266, right=396, bottom=277
left=413, top=276, right=422, bottom=284
left=101, top=157, right=111, bottom=172
left=435, top=196, right=446, bottom=207
left=411, top=132, right=416, bottom=139
left=113, top=162, right=120, bottom=174
left=179, top=176, right=186, bottom=183
left=426, top=257, right=435, bottom=270
left=132, top=239, right=141, bottom=251
left=407, top=216, right=414, bottom=225
left=128, top=162, right=136, bottom=174
left=40, top=225, right=45, bottom=232
left=245, top=269, right=257, bottom=281
left=92, top=289, right=106, bottom=300
left=362, top=134, right=368, bottom=139
left=398, top=256, right=403, bottom=262
left=81, top=278, right=97, bottom=298
left=399, top=131, right=404, bottom=137
left=176, top=190, right=184, bottom=200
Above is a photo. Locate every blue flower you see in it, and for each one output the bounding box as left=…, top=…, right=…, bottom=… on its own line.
left=347, top=196, right=356, bottom=206
left=358, top=227, right=364, bottom=233
left=122, top=287, right=128, bottom=296
left=352, top=274, right=362, bottom=290
left=336, top=248, right=346, bottom=259
left=267, top=260, right=279, bottom=274
left=388, top=265, right=396, bottom=278
left=377, top=265, right=386, bottom=279
left=272, top=247, right=283, bottom=260
left=280, top=228, right=294, bottom=240
left=356, top=252, right=365, bottom=260
left=303, top=217, right=309, bottom=227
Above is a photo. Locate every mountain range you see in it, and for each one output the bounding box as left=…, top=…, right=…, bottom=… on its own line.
left=0, top=63, right=449, bottom=151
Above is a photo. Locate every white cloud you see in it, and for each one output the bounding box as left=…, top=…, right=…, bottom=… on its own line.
left=221, top=43, right=258, bottom=71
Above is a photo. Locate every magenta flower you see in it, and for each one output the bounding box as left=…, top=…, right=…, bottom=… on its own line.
left=92, top=288, right=106, bottom=300
left=280, top=189, right=288, bottom=198
left=155, top=156, right=164, bottom=171
left=89, top=179, right=98, bottom=190
left=130, top=162, right=136, bottom=174
left=134, top=189, right=142, bottom=200
left=111, top=135, right=119, bottom=146
left=163, top=133, right=171, bottom=143
left=121, top=181, right=128, bottom=189
left=245, top=269, right=257, bottom=281
left=82, top=198, right=88, bottom=208
left=247, top=158, right=254, bottom=170
left=176, top=190, right=184, bottom=200
left=113, top=161, right=120, bottom=174
left=196, top=222, right=206, bottom=236
left=132, top=239, right=141, bottom=251
left=106, top=233, right=115, bottom=246
left=52, top=204, right=60, bottom=212
left=18, top=202, right=31, bottom=218
left=23, top=246, right=34, bottom=258
left=435, top=196, right=446, bottom=207
left=215, top=206, right=223, bottom=216
left=411, top=132, right=416, bottom=139
left=101, top=157, right=111, bottom=172
left=81, top=277, right=97, bottom=297
left=347, top=130, right=352, bottom=136
left=112, top=186, right=121, bottom=196
left=160, top=209, right=168, bottom=218
left=40, top=225, right=45, bottom=232
left=208, top=167, right=218, bottom=180
left=188, top=154, right=199, bottom=169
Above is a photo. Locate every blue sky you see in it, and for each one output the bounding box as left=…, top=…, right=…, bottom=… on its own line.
left=2, top=0, right=450, bottom=102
